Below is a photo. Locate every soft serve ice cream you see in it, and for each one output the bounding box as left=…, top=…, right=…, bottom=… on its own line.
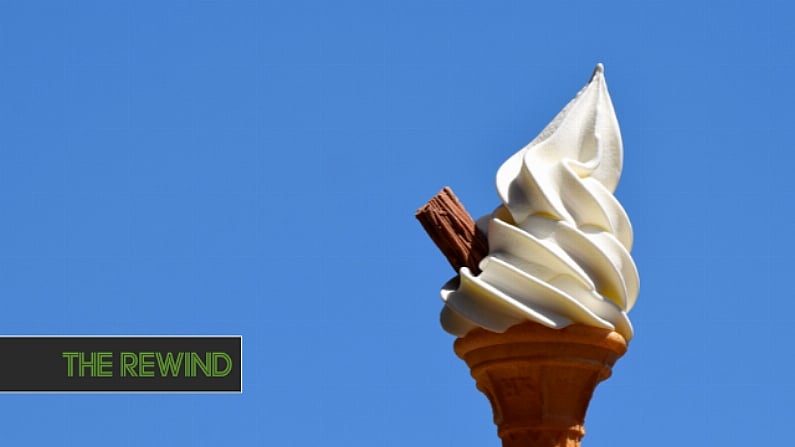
left=440, top=64, right=639, bottom=341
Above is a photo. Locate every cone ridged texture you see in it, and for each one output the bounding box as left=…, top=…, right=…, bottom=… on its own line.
left=454, top=322, right=627, bottom=447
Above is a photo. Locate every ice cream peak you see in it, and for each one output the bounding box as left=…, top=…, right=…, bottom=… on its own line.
left=440, top=64, right=639, bottom=341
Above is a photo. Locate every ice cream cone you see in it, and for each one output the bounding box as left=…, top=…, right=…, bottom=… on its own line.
left=454, top=321, right=627, bottom=447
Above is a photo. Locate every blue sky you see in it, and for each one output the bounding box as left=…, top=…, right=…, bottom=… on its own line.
left=1, top=0, right=793, bottom=445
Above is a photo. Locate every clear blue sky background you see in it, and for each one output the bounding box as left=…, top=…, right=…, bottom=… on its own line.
left=0, top=1, right=792, bottom=445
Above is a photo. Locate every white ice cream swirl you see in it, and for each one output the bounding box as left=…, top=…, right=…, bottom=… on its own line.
left=441, top=64, right=639, bottom=340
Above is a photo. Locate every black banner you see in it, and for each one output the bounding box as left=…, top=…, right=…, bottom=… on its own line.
left=0, top=337, right=242, bottom=392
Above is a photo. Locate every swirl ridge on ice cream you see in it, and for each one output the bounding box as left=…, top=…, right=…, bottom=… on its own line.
left=441, top=64, right=639, bottom=340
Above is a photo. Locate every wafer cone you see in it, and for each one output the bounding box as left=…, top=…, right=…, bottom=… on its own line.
left=454, top=321, right=627, bottom=447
